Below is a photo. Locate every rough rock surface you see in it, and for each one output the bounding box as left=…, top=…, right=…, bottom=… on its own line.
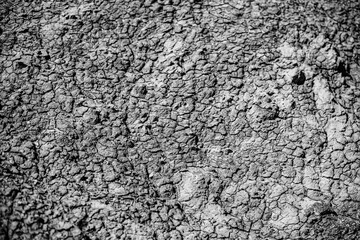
left=1, top=0, right=360, bottom=239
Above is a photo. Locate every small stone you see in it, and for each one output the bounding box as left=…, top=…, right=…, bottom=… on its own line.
left=83, top=109, right=100, bottom=124
left=58, top=186, right=68, bottom=195
left=170, top=230, right=182, bottom=240
left=293, top=147, right=305, bottom=157
left=96, top=142, right=116, bottom=158
left=57, top=221, right=72, bottom=230
left=270, top=184, right=286, bottom=198
left=74, top=106, right=88, bottom=116
left=71, top=227, right=81, bottom=236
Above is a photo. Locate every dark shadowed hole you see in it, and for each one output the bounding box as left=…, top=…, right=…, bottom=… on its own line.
left=292, top=71, right=306, bottom=85
left=191, top=146, right=200, bottom=151
left=225, top=149, right=233, bottom=155
left=320, top=209, right=338, bottom=216
left=37, top=217, right=45, bottom=224
left=17, top=62, right=28, bottom=69
left=337, top=61, right=350, bottom=77
left=139, top=85, right=147, bottom=95
left=235, top=12, right=242, bottom=18
left=127, top=141, right=134, bottom=148
left=291, top=101, right=296, bottom=109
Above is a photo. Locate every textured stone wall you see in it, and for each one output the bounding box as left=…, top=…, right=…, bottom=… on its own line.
left=1, top=0, right=360, bottom=239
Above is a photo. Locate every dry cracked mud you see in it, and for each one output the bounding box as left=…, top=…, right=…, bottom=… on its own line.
left=1, top=0, right=360, bottom=239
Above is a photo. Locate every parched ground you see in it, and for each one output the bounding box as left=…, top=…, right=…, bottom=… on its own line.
left=1, top=0, right=360, bottom=239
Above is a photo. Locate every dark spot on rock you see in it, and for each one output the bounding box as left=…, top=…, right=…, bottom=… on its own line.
left=77, top=215, right=88, bottom=230
left=191, top=146, right=200, bottom=151
left=139, top=85, right=147, bottom=95
left=292, top=71, right=306, bottom=85
left=235, top=12, right=242, bottom=18
left=141, top=113, right=148, bottom=119
left=320, top=209, right=338, bottom=217
left=127, top=141, right=135, bottom=148
left=309, top=216, right=319, bottom=225
left=145, top=125, right=152, bottom=133
left=225, top=149, right=233, bottom=154
left=17, top=62, right=28, bottom=69
left=336, top=61, right=350, bottom=77
left=44, top=55, right=50, bottom=60
left=19, top=28, right=29, bottom=33
left=0, top=27, right=3, bottom=35
left=37, top=217, right=45, bottom=224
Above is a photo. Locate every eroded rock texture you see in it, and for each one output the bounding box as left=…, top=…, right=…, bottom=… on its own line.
left=1, top=0, right=360, bottom=239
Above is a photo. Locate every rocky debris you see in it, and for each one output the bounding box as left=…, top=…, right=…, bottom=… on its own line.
left=1, top=0, right=360, bottom=239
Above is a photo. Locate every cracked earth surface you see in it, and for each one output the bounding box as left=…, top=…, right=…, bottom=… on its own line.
left=1, top=0, right=360, bottom=239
